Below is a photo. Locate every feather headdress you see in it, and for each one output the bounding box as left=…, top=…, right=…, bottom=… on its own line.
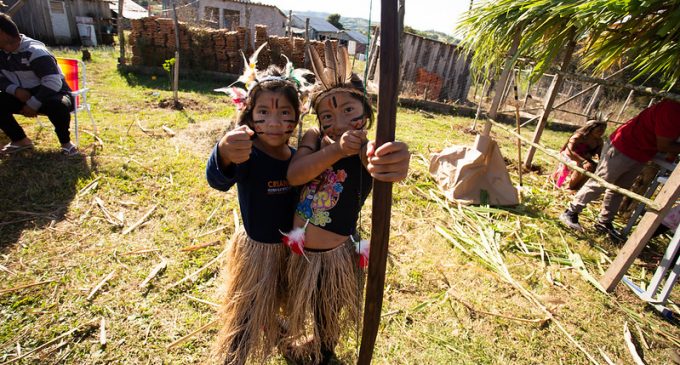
left=214, top=42, right=315, bottom=111
left=306, top=41, right=366, bottom=112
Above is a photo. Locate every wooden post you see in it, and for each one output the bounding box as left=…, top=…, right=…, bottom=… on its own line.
left=485, top=29, right=521, bottom=135
left=600, top=165, right=680, bottom=292
left=513, top=69, right=523, bottom=197
left=358, top=0, right=399, bottom=363
left=617, top=90, right=634, bottom=123
left=523, top=32, right=576, bottom=168
left=521, top=65, right=534, bottom=109
left=470, top=78, right=488, bottom=130
left=171, top=0, right=180, bottom=106
left=304, top=18, right=310, bottom=69
left=583, top=84, right=602, bottom=120
left=499, top=70, right=515, bottom=112
left=118, top=0, right=125, bottom=65
left=367, top=26, right=380, bottom=80
left=397, top=0, right=405, bottom=92
left=287, top=10, right=292, bottom=43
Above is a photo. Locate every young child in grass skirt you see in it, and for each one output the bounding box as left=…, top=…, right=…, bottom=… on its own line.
left=206, top=46, right=314, bottom=365
left=280, top=41, right=411, bottom=364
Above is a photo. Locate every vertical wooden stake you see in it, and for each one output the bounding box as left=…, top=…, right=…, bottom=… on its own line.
left=171, top=0, right=180, bottom=106
left=304, top=18, right=310, bottom=68
left=118, top=0, right=125, bottom=65
left=358, top=0, right=399, bottom=363
left=524, top=29, right=576, bottom=168
left=485, top=28, right=521, bottom=135
left=617, top=90, right=634, bottom=123
left=513, top=69, right=523, bottom=200
left=287, top=10, right=293, bottom=44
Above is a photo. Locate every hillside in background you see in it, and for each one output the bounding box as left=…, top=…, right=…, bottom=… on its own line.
left=289, top=10, right=458, bottom=44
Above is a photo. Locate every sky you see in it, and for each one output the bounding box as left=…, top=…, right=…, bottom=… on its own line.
left=267, top=0, right=470, bottom=35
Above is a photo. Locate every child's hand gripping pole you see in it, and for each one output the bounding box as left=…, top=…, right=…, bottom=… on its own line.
left=280, top=220, right=310, bottom=263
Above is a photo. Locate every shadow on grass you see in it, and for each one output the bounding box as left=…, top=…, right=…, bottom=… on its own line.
left=0, top=150, right=91, bottom=252
left=119, top=67, right=236, bottom=96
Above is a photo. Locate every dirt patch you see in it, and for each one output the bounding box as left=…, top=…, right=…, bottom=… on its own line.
left=174, top=118, right=235, bottom=156
left=152, top=96, right=218, bottom=113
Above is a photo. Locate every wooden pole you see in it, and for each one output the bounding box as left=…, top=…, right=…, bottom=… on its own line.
left=582, top=84, right=602, bottom=120
left=485, top=28, right=521, bottom=135
left=499, top=71, right=515, bottom=112
left=600, top=165, right=680, bottom=292
left=523, top=31, right=576, bottom=168
left=171, top=0, right=180, bottom=106
left=470, top=78, right=488, bottom=130
left=367, top=26, right=380, bottom=80
left=287, top=10, right=292, bottom=44
left=358, top=0, right=399, bottom=363
left=521, top=65, right=534, bottom=109
left=513, top=70, right=522, bottom=199
left=616, top=90, right=634, bottom=123
left=304, top=18, right=310, bottom=68
left=118, top=0, right=125, bottom=65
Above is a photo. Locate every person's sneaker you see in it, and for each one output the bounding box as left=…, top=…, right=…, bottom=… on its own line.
left=559, top=210, right=583, bottom=232
left=593, top=221, right=625, bottom=243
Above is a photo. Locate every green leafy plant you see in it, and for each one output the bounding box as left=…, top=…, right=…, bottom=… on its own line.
left=162, top=57, right=175, bottom=73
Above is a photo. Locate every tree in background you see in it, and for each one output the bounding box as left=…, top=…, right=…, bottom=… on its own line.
left=456, top=0, right=680, bottom=87
left=327, top=13, right=344, bottom=30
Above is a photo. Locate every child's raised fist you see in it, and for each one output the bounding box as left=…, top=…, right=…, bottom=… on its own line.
left=219, top=125, right=255, bottom=164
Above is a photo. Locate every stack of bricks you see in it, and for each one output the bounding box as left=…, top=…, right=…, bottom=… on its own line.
left=129, top=19, right=324, bottom=74
left=292, top=38, right=306, bottom=66
left=415, top=67, right=443, bottom=100
left=254, top=25, right=270, bottom=69
left=236, top=27, right=250, bottom=55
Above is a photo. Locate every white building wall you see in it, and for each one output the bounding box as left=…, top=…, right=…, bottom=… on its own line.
left=199, top=0, right=286, bottom=38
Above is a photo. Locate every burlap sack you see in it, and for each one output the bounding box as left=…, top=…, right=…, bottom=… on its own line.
left=429, top=134, right=519, bottom=206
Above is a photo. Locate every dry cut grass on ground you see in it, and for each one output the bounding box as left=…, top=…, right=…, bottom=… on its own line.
left=0, top=47, right=678, bottom=364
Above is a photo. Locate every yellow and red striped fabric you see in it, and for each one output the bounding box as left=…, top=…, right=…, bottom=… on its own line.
left=56, top=58, right=80, bottom=106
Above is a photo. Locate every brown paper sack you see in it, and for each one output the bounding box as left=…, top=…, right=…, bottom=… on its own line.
left=429, top=134, right=519, bottom=206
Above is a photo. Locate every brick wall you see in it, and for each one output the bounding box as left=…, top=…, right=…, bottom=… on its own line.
left=130, top=17, right=332, bottom=74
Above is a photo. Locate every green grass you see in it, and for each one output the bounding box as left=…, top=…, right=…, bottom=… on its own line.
left=1, top=47, right=678, bottom=364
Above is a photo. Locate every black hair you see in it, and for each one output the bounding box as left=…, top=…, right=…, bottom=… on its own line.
left=237, top=65, right=301, bottom=128
left=313, top=74, right=375, bottom=131
left=0, top=13, right=20, bottom=39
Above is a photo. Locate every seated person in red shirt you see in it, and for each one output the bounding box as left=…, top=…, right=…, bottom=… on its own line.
left=560, top=99, right=680, bottom=242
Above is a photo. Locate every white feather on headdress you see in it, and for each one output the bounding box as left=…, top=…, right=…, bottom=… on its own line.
left=237, top=42, right=268, bottom=90
left=214, top=42, right=315, bottom=110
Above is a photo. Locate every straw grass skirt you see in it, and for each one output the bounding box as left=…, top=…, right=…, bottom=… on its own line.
left=211, top=230, right=288, bottom=365
left=283, top=238, right=364, bottom=362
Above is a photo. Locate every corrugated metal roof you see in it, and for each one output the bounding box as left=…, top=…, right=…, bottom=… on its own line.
left=291, top=15, right=339, bottom=33
left=343, top=30, right=368, bottom=45
left=110, top=0, right=148, bottom=19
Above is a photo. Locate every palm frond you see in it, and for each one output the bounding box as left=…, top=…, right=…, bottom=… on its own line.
left=455, top=0, right=680, bottom=87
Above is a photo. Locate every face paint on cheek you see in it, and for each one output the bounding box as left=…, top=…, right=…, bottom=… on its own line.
left=350, top=115, right=366, bottom=130
left=252, top=123, right=265, bottom=135
left=283, top=120, right=297, bottom=134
